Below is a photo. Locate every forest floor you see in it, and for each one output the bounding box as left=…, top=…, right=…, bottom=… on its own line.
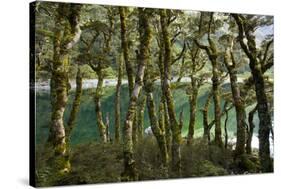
left=35, top=137, right=263, bottom=187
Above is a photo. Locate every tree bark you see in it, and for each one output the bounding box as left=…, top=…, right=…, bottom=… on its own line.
left=233, top=14, right=273, bottom=172
left=136, top=93, right=146, bottom=142
left=202, top=92, right=212, bottom=143
left=163, top=98, right=172, bottom=156
left=95, top=72, right=107, bottom=143
left=224, top=48, right=246, bottom=156
left=246, top=105, right=258, bottom=154
left=119, top=7, right=134, bottom=96
left=144, top=82, right=169, bottom=168
left=122, top=8, right=152, bottom=181
left=157, top=31, right=172, bottom=157
left=160, top=9, right=182, bottom=176
left=48, top=4, right=81, bottom=174
left=187, top=75, right=198, bottom=144
left=223, top=102, right=229, bottom=149
left=114, top=54, right=123, bottom=143
left=105, top=112, right=110, bottom=142
left=195, top=29, right=223, bottom=147
left=66, top=67, right=83, bottom=140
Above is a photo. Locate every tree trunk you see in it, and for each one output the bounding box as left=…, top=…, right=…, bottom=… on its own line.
left=145, top=89, right=169, bottom=168
left=66, top=67, right=83, bottom=140
left=246, top=105, right=257, bottom=154
left=122, top=8, right=152, bottom=181
left=105, top=112, right=110, bottom=142
left=224, top=49, right=246, bottom=156
left=233, top=14, right=273, bottom=172
left=211, top=60, right=223, bottom=147
left=160, top=9, right=182, bottom=177
left=223, top=102, right=229, bottom=149
left=251, top=62, right=273, bottom=172
left=187, top=75, right=198, bottom=144
left=95, top=72, right=107, bottom=143
left=137, top=94, right=146, bottom=142
left=48, top=4, right=81, bottom=174
left=202, top=92, right=212, bottom=143
left=119, top=7, right=134, bottom=96
left=195, top=36, right=223, bottom=147
left=114, top=55, right=123, bottom=143
left=157, top=32, right=172, bottom=157
left=163, top=98, right=172, bottom=156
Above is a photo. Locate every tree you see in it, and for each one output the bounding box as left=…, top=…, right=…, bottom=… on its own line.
left=122, top=8, right=152, bottom=181
left=232, top=14, right=273, bottom=172
left=246, top=104, right=258, bottom=154
left=223, top=35, right=247, bottom=156
left=195, top=13, right=223, bottom=147
left=159, top=9, right=182, bottom=176
left=119, top=7, right=134, bottom=95
left=185, top=41, right=207, bottom=144
left=114, top=53, right=123, bottom=143
left=66, top=66, right=83, bottom=141
left=143, top=62, right=169, bottom=173
left=48, top=3, right=82, bottom=174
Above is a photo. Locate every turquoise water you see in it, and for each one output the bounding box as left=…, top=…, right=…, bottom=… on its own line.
left=35, top=84, right=250, bottom=146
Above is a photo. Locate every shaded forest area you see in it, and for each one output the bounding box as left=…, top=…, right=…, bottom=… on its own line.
left=32, top=1, right=274, bottom=187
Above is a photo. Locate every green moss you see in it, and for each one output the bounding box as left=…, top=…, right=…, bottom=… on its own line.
left=233, top=154, right=260, bottom=173
left=191, top=160, right=228, bottom=176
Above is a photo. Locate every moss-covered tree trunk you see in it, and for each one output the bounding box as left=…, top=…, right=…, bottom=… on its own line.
left=233, top=14, right=273, bottom=172
left=122, top=8, right=152, bottom=181
left=115, top=55, right=123, bottom=143
left=224, top=48, right=246, bottom=156
left=196, top=39, right=222, bottom=147
left=105, top=112, right=110, bottom=142
left=144, top=74, right=169, bottom=169
left=66, top=67, right=83, bottom=140
left=187, top=75, right=198, bottom=144
left=210, top=58, right=222, bottom=147
left=160, top=9, right=182, bottom=177
left=246, top=105, right=257, bottom=154
left=95, top=71, right=107, bottom=143
left=48, top=4, right=82, bottom=174
left=163, top=98, right=172, bottom=156
left=157, top=34, right=172, bottom=157
left=119, top=7, right=134, bottom=96
left=136, top=93, right=146, bottom=142
left=50, top=74, right=56, bottom=114
left=202, top=92, right=212, bottom=143
left=223, top=101, right=229, bottom=149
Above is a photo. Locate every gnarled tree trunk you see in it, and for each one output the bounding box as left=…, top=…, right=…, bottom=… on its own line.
left=48, top=4, right=82, bottom=174
left=95, top=71, right=107, bottom=143
left=224, top=48, right=246, bottom=156
left=115, top=54, right=123, bottom=143
left=160, top=9, right=182, bottom=176
left=144, top=74, right=169, bottom=170
left=119, top=7, right=134, bottom=96
left=66, top=67, right=83, bottom=140
left=246, top=105, right=258, bottom=154
left=233, top=14, right=273, bottom=172
left=187, top=75, right=198, bottom=144
left=122, top=8, right=152, bottom=181
left=202, top=92, right=212, bottom=143
left=136, top=93, right=146, bottom=142
left=195, top=33, right=223, bottom=147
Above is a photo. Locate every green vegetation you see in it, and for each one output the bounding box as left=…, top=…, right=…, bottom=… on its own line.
left=32, top=1, right=274, bottom=187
